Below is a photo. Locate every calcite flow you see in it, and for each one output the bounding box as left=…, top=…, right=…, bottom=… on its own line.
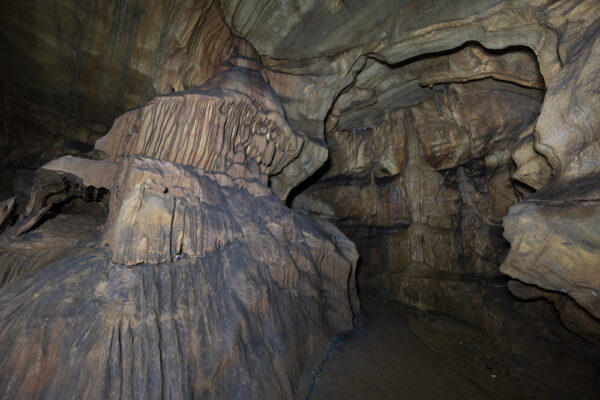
left=0, top=55, right=358, bottom=399
left=96, top=56, right=303, bottom=179
left=22, top=57, right=305, bottom=265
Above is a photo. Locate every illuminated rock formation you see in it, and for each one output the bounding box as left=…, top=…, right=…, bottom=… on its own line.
left=1, top=0, right=600, bottom=397
left=0, top=57, right=358, bottom=399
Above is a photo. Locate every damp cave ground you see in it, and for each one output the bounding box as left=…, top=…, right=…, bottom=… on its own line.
left=296, top=293, right=600, bottom=400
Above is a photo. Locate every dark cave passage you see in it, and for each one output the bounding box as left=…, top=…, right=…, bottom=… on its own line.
left=288, top=42, right=600, bottom=399
left=289, top=42, right=547, bottom=323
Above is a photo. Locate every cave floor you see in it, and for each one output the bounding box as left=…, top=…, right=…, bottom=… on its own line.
left=296, top=294, right=600, bottom=400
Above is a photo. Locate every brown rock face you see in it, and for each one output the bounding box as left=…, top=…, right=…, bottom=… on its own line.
left=499, top=0, right=600, bottom=336
left=0, top=197, right=16, bottom=233
left=501, top=177, right=600, bottom=320
left=291, top=54, right=541, bottom=296
left=103, top=156, right=267, bottom=265
left=0, top=225, right=357, bottom=399
left=0, top=0, right=259, bottom=200
left=281, top=0, right=599, bottom=345
left=2, top=0, right=600, bottom=396
left=96, top=57, right=303, bottom=182
left=0, top=56, right=358, bottom=399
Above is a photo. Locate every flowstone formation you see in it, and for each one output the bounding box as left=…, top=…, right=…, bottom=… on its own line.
left=0, top=0, right=256, bottom=200
left=0, top=57, right=358, bottom=399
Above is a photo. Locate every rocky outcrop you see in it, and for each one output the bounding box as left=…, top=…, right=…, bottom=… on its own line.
left=0, top=223, right=357, bottom=399
left=271, top=0, right=600, bottom=345
left=0, top=197, right=15, bottom=234
left=419, top=44, right=545, bottom=89
left=501, top=177, right=600, bottom=320
left=0, top=0, right=566, bottom=202
left=499, top=0, right=600, bottom=336
left=2, top=0, right=600, bottom=394
left=224, top=1, right=564, bottom=203
left=0, top=0, right=259, bottom=200
left=0, top=56, right=359, bottom=399
left=104, top=156, right=266, bottom=265
left=95, top=56, right=303, bottom=183
left=511, top=134, right=552, bottom=191
left=268, top=1, right=597, bottom=348
left=291, top=49, right=542, bottom=295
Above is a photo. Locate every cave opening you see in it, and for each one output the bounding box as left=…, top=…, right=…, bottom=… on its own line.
left=290, top=41, right=547, bottom=299
left=289, top=42, right=600, bottom=398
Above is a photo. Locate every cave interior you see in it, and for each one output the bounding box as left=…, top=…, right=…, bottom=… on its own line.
left=1, top=1, right=600, bottom=399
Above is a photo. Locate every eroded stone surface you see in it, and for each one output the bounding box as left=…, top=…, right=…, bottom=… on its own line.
left=292, top=73, right=537, bottom=293
left=511, top=134, right=553, bottom=191
left=0, top=197, right=15, bottom=233
left=0, top=0, right=257, bottom=199
left=496, top=1, right=600, bottom=339
left=501, top=177, right=600, bottom=320
left=0, top=167, right=359, bottom=398
left=2, top=0, right=600, bottom=394
left=0, top=54, right=359, bottom=399
left=0, top=227, right=357, bottom=399
left=284, top=1, right=600, bottom=345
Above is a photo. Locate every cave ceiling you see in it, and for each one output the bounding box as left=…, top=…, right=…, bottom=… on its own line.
left=0, top=0, right=566, bottom=198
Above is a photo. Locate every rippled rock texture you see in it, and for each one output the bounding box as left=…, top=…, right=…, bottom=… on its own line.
left=0, top=0, right=264, bottom=200
left=2, top=0, right=600, bottom=397
left=290, top=47, right=544, bottom=324
left=283, top=0, right=600, bottom=344
left=0, top=57, right=358, bottom=399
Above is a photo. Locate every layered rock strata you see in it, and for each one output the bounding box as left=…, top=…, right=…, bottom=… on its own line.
left=499, top=0, right=600, bottom=327
left=291, top=31, right=599, bottom=343
left=0, top=58, right=358, bottom=399
left=1, top=0, right=600, bottom=393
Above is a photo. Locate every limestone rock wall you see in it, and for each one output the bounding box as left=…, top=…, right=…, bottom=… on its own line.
left=96, top=57, right=302, bottom=182
left=0, top=56, right=359, bottom=399
left=499, top=0, right=600, bottom=326
left=4, top=0, right=564, bottom=199
left=0, top=0, right=253, bottom=199
left=2, top=0, right=600, bottom=391
left=282, top=1, right=600, bottom=342
left=0, top=206, right=358, bottom=399
left=292, top=72, right=542, bottom=283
